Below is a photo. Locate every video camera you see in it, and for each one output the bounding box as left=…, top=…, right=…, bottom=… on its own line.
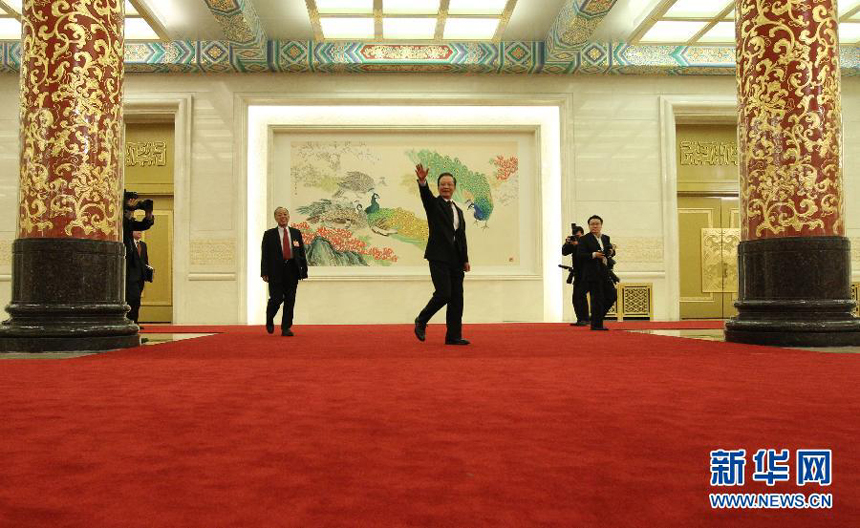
left=123, top=190, right=153, bottom=213
left=566, top=223, right=584, bottom=244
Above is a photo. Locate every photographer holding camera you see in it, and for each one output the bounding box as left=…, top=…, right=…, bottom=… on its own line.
left=562, top=223, right=589, bottom=326
left=123, top=191, right=154, bottom=325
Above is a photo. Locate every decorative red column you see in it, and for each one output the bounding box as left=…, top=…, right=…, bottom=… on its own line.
left=725, top=0, right=860, bottom=345
left=0, top=0, right=138, bottom=352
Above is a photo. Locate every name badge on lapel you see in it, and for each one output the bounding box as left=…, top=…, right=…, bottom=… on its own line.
left=292, top=240, right=300, bottom=247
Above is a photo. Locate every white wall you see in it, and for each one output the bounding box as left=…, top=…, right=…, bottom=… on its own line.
left=0, top=73, right=858, bottom=323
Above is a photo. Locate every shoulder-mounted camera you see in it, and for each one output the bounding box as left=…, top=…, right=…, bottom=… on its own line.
left=123, top=190, right=153, bottom=212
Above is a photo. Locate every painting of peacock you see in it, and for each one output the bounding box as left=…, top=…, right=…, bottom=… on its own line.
left=465, top=199, right=491, bottom=229
left=407, top=149, right=494, bottom=227
left=333, top=170, right=376, bottom=200
left=364, top=192, right=381, bottom=215
left=297, top=198, right=368, bottom=229
left=365, top=193, right=428, bottom=244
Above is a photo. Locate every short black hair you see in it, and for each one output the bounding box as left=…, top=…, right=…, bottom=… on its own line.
left=587, top=215, right=603, bottom=225
left=573, top=225, right=584, bottom=234
left=437, top=172, right=457, bottom=186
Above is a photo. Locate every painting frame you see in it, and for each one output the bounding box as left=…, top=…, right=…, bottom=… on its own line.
left=266, top=124, right=543, bottom=279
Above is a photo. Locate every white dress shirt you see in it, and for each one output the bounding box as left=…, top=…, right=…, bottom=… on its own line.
left=446, top=200, right=459, bottom=231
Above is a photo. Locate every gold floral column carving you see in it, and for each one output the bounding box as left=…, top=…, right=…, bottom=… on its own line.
left=18, top=0, right=124, bottom=240
left=736, top=0, right=842, bottom=241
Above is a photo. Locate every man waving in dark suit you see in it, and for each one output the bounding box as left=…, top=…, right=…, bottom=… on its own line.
left=261, top=207, right=308, bottom=336
left=413, top=164, right=471, bottom=345
left=576, top=215, right=618, bottom=331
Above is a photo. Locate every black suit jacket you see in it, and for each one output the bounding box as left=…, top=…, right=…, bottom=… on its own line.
left=576, top=233, right=615, bottom=283
left=562, top=239, right=581, bottom=283
left=123, top=215, right=154, bottom=286
left=137, top=240, right=151, bottom=287
left=418, top=181, right=468, bottom=266
left=261, top=226, right=308, bottom=282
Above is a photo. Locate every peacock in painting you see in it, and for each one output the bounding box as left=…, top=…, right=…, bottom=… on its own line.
left=365, top=193, right=428, bottom=244
left=333, top=170, right=376, bottom=200
left=408, top=149, right=494, bottom=227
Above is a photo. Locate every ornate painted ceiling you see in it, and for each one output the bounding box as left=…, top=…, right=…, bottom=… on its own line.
left=0, top=0, right=857, bottom=75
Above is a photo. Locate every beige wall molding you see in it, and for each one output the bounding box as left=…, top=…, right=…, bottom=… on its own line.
left=190, top=238, right=237, bottom=267
left=613, top=237, right=664, bottom=264
left=188, top=273, right=237, bottom=281
left=0, top=240, right=10, bottom=266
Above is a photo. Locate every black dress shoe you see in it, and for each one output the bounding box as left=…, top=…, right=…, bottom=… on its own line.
left=414, top=318, right=426, bottom=342
left=573, top=321, right=588, bottom=326
left=445, top=338, right=470, bottom=345
left=281, top=328, right=294, bottom=337
left=590, top=327, right=609, bottom=331
left=266, top=320, right=274, bottom=334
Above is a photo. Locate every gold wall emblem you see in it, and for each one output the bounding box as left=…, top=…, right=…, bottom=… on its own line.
left=126, top=142, right=167, bottom=167
left=679, top=141, right=738, bottom=166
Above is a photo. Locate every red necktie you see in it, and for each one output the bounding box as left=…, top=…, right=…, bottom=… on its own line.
left=136, top=242, right=141, bottom=256
left=283, top=229, right=292, bottom=260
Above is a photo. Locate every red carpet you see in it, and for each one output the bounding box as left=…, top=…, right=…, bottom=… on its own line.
left=1, top=323, right=858, bottom=527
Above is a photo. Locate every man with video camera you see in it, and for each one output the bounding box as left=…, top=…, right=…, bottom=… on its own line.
left=123, top=191, right=154, bottom=326
left=562, top=223, right=589, bottom=326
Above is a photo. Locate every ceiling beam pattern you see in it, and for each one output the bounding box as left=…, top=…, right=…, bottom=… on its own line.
left=545, top=0, right=619, bottom=61
left=0, top=40, right=856, bottom=76
left=202, top=0, right=268, bottom=72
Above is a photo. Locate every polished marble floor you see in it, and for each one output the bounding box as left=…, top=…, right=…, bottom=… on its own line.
left=626, top=328, right=860, bottom=353
left=0, top=333, right=214, bottom=359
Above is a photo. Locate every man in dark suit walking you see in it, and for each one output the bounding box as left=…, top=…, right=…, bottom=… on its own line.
left=126, top=230, right=151, bottom=325
left=576, top=215, right=618, bottom=331
left=413, top=164, right=471, bottom=345
left=261, top=207, right=308, bottom=336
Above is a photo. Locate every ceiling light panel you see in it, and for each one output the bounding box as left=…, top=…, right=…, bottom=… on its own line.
left=125, top=0, right=137, bottom=16
left=125, top=17, right=160, bottom=40
left=316, top=0, right=373, bottom=14
left=1, top=0, right=21, bottom=16
left=664, top=0, right=731, bottom=18
left=640, top=20, right=708, bottom=43
left=443, top=17, right=499, bottom=39
left=841, top=22, right=860, bottom=43
left=320, top=17, right=375, bottom=39
left=383, top=0, right=439, bottom=15
left=0, top=18, right=18, bottom=39
left=448, top=0, right=508, bottom=15
left=839, top=0, right=860, bottom=17
left=698, top=21, right=735, bottom=43
left=383, top=17, right=437, bottom=39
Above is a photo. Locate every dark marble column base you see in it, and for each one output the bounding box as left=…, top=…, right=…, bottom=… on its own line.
left=0, top=238, right=139, bottom=353
left=725, top=236, right=860, bottom=347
